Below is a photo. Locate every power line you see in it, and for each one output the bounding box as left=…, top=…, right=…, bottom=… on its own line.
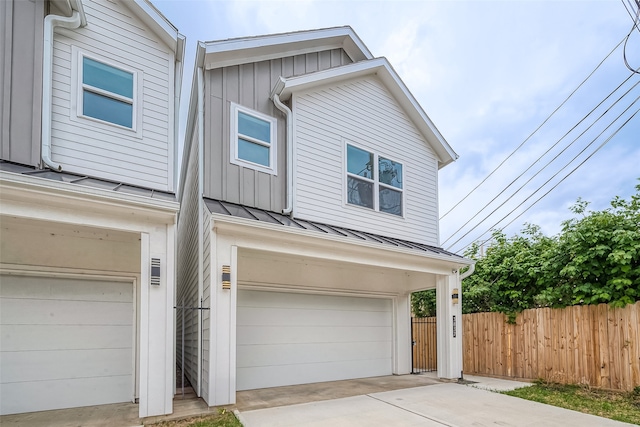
left=440, top=35, right=627, bottom=220
left=441, top=74, right=639, bottom=246
left=449, top=102, right=640, bottom=253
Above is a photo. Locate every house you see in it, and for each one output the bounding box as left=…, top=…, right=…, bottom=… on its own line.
left=0, top=0, right=184, bottom=418
left=177, top=27, right=474, bottom=407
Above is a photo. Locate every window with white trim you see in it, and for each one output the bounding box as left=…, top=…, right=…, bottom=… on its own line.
left=230, top=103, right=277, bottom=175
left=346, top=143, right=403, bottom=216
left=80, top=55, right=135, bottom=129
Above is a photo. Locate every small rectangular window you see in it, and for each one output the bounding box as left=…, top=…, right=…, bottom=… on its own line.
left=230, top=103, right=277, bottom=175
left=81, top=56, right=135, bottom=129
left=346, top=143, right=404, bottom=216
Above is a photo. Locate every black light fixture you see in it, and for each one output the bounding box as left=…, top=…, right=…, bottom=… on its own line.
left=222, top=265, right=231, bottom=290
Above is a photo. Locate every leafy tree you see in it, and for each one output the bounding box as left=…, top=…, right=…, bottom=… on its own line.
left=461, top=224, right=557, bottom=316
left=411, top=181, right=640, bottom=317
left=535, top=184, right=640, bottom=308
left=411, top=288, right=436, bottom=317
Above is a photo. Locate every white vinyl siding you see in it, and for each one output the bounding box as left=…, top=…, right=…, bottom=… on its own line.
left=294, top=76, right=439, bottom=246
left=50, top=0, right=174, bottom=191
left=237, top=290, right=392, bottom=390
left=176, top=122, right=201, bottom=396
left=201, top=208, right=211, bottom=403
left=0, top=274, right=133, bottom=415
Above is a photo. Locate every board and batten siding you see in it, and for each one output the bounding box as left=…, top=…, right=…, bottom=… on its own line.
left=0, top=0, right=45, bottom=166
left=203, top=49, right=353, bottom=211
left=294, top=76, right=440, bottom=246
left=176, top=122, right=200, bottom=394
left=49, top=0, right=174, bottom=191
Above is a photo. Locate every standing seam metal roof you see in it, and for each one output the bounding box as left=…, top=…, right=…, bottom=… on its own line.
left=203, top=198, right=464, bottom=260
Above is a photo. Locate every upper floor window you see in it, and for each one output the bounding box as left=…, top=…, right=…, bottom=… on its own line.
left=80, top=55, right=136, bottom=129
left=230, top=103, right=277, bottom=175
left=346, top=143, right=403, bottom=216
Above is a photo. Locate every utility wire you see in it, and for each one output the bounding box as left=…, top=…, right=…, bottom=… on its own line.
left=441, top=74, right=639, bottom=246
left=446, top=95, right=640, bottom=252
left=471, top=108, right=640, bottom=252
left=621, top=0, right=640, bottom=33
left=440, top=35, right=627, bottom=220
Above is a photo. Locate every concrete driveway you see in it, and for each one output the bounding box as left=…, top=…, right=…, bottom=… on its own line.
left=237, top=382, right=634, bottom=427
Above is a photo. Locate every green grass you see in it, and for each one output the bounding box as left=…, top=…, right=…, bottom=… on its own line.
left=503, top=382, right=640, bottom=425
left=147, top=408, right=242, bottom=427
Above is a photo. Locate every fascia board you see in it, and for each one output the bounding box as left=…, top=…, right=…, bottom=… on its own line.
left=203, top=27, right=373, bottom=70
left=210, top=213, right=474, bottom=271
left=126, top=0, right=181, bottom=54
left=275, top=58, right=459, bottom=168
left=0, top=171, right=179, bottom=214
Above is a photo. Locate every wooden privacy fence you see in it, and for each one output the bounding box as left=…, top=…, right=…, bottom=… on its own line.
left=462, top=301, right=640, bottom=391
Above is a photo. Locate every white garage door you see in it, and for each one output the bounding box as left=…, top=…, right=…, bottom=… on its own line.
left=0, top=274, right=134, bottom=415
left=237, top=290, right=392, bottom=390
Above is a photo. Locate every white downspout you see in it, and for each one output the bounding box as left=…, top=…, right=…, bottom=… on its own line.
left=459, top=263, right=475, bottom=280
left=42, top=11, right=82, bottom=171
left=272, top=93, right=293, bottom=215
left=196, top=63, right=205, bottom=398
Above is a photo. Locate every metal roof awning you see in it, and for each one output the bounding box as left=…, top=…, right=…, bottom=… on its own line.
left=204, top=198, right=465, bottom=261
left=0, top=160, right=176, bottom=202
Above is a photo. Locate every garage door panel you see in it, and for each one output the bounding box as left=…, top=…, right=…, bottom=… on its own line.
left=239, top=291, right=391, bottom=312
left=0, top=375, right=132, bottom=415
left=238, top=341, right=391, bottom=367
left=237, top=290, right=393, bottom=391
left=1, top=324, right=132, bottom=351
left=1, top=298, right=133, bottom=325
left=2, top=348, right=132, bottom=383
left=237, top=358, right=392, bottom=391
left=238, top=306, right=392, bottom=327
left=237, top=325, right=392, bottom=345
left=0, top=274, right=134, bottom=415
left=0, top=276, right=132, bottom=302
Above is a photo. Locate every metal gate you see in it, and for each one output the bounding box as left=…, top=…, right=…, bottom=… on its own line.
left=411, top=317, right=437, bottom=373
left=175, top=298, right=209, bottom=398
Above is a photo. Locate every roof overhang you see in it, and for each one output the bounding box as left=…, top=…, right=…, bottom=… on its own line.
left=201, top=26, right=373, bottom=70
left=271, top=58, right=458, bottom=168
left=204, top=198, right=473, bottom=274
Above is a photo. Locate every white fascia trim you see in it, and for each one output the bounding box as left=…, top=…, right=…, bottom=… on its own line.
left=273, top=58, right=458, bottom=168
left=128, top=0, right=180, bottom=53
left=203, top=26, right=373, bottom=70
left=0, top=171, right=179, bottom=214
left=209, top=213, right=474, bottom=269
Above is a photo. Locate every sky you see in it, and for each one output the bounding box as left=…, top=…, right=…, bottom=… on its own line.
left=153, top=0, right=640, bottom=254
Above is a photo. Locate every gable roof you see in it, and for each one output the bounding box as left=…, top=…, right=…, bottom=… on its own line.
left=124, top=0, right=185, bottom=58
left=201, top=26, right=372, bottom=70
left=64, top=0, right=185, bottom=59
left=271, top=57, right=458, bottom=168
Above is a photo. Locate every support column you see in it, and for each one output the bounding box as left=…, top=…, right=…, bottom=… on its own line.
left=393, top=293, right=412, bottom=375
left=138, top=227, right=174, bottom=418
left=208, top=234, right=237, bottom=405
left=436, top=272, right=462, bottom=379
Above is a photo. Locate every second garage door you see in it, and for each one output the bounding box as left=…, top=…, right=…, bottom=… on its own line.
left=237, top=290, right=392, bottom=390
left=0, top=274, right=134, bottom=415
